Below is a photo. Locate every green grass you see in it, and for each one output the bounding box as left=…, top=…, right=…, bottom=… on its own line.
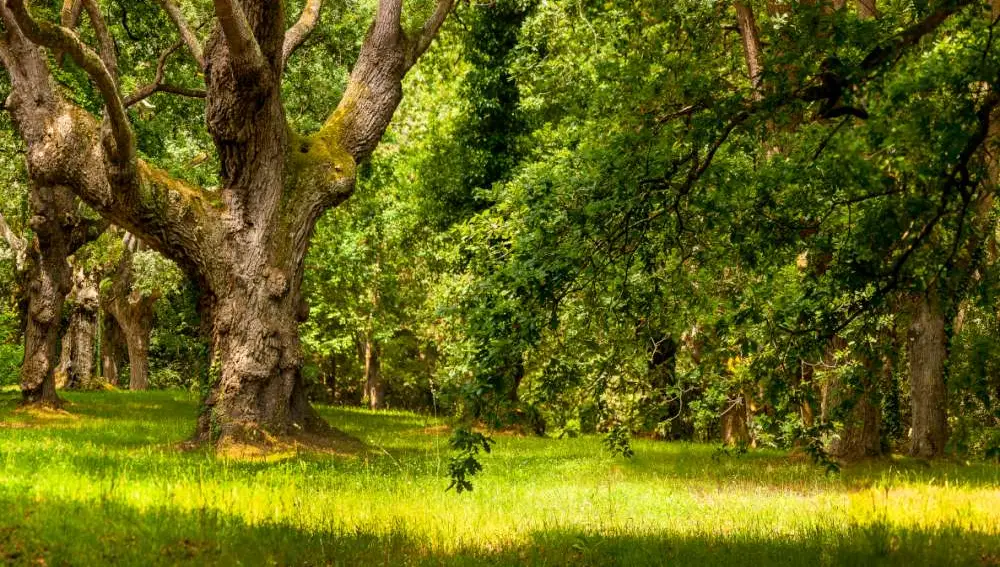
left=0, top=390, right=998, bottom=566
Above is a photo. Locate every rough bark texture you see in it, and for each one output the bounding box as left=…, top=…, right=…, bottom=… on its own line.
left=58, top=270, right=99, bottom=389
left=908, top=293, right=949, bottom=458
left=1, top=0, right=452, bottom=444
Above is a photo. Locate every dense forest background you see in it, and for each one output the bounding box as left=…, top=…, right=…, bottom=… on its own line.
left=2, top=0, right=999, bottom=473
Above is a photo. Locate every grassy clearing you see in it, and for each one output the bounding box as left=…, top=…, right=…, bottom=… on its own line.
left=0, top=390, right=998, bottom=566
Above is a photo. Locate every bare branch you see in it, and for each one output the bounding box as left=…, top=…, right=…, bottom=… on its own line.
left=406, top=0, right=455, bottom=67
left=212, top=0, right=265, bottom=74
left=283, top=0, right=322, bottom=64
left=124, top=41, right=206, bottom=107
left=4, top=0, right=134, bottom=165
left=60, top=0, right=82, bottom=28
left=81, top=0, right=118, bottom=84
left=157, top=0, right=204, bottom=69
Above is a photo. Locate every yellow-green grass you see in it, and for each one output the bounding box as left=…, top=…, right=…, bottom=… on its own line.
left=0, top=389, right=998, bottom=566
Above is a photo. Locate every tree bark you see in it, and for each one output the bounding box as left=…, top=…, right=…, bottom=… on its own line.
left=103, top=240, right=159, bottom=391
left=908, top=292, right=949, bottom=458
left=363, top=338, right=385, bottom=410
left=721, top=395, right=750, bottom=446
left=0, top=0, right=453, bottom=444
left=59, top=270, right=99, bottom=389
left=100, top=310, right=126, bottom=386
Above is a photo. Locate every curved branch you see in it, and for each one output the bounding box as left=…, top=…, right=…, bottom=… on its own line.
left=157, top=0, right=204, bottom=69
left=4, top=0, right=135, bottom=166
left=124, top=41, right=206, bottom=107
left=81, top=0, right=117, bottom=84
left=325, top=0, right=452, bottom=163
left=283, top=0, right=322, bottom=64
left=406, top=0, right=454, bottom=67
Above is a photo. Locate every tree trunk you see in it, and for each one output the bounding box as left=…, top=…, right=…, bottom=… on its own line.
left=102, top=239, right=161, bottom=391
left=721, top=395, right=750, bottom=446
left=363, top=338, right=385, bottom=410
left=100, top=312, right=125, bottom=386
left=19, top=186, right=84, bottom=406
left=820, top=338, right=883, bottom=461
left=125, top=327, right=151, bottom=391
left=1, top=0, right=453, bottom=444
left=908, top=293, right=949, bottom=458
left=59, top=272, right=99, bottom=389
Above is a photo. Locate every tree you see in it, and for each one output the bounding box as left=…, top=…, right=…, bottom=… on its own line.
left=0, top=0, right=452, bottom=442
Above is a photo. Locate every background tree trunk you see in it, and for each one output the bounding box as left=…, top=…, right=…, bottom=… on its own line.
left=100, top=312, right=126, bottom=386
left=59, top=272, right=99, bottom=389
left=363, top=338, right=385, bottom=410
left=908, top=292, right=949, bottom=458
left=102, top=237, right=161, bottom=391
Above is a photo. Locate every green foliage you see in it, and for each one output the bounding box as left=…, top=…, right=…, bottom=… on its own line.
left=446, top=427, right=495, bottom=493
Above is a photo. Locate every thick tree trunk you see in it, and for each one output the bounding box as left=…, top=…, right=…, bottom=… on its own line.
left=363, top=338, right=385, bottom=410
left=1, top=0, right=453, bottom=445
left=908, top=293, right=949, bottom=458
left=196, top=277, right=325, bottom=443
left=821, top=339, right=883, bottom=461
left=59, top=273, right=99, bottom=389
left=20, top=187, right=82, bottom=406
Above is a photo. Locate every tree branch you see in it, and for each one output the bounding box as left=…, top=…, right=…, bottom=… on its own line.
left=81, top=0, right=117, bottom=84
left=4, top=0, right=135, bottom=166
left=212, top=0, right=265, bottom=75
left=324, top=0, right=452, bottom=163
left=283, top=0, right=322, bottom=64
left=157, top=0, right=204, bottom=69
left=406, top=0, right=454, bottom=67
left=859, top=0, right=975, bottom=74
left=124, top=41, right=206, bottom=107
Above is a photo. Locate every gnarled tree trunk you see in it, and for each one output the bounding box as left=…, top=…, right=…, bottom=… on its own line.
left=1, top=0, right=453, bottom=445
left=59, top=270, right=99, bottom=389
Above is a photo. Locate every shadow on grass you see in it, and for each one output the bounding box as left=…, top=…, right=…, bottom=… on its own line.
left=0, top=491, right=996, bottom=566
left=4, top=390, right=999, bottom=491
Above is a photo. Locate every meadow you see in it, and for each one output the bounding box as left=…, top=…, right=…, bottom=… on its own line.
left=0, top=389, right=998, bottom=566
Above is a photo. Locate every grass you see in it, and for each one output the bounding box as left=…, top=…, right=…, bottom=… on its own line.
left=0, top=390, right=998, bottom=566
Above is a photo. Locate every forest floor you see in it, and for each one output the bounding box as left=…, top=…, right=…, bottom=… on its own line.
left=0, top=390, right=998, bottom=566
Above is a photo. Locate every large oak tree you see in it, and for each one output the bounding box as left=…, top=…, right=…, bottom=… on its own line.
left=0, top=0, right=452, bottom=442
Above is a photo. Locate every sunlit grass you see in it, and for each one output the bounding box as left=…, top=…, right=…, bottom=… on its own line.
left=0, top=390, right=998, bottom=565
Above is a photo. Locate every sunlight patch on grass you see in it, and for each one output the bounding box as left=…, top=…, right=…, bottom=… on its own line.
left=0, top=390, right=997, bottom=565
